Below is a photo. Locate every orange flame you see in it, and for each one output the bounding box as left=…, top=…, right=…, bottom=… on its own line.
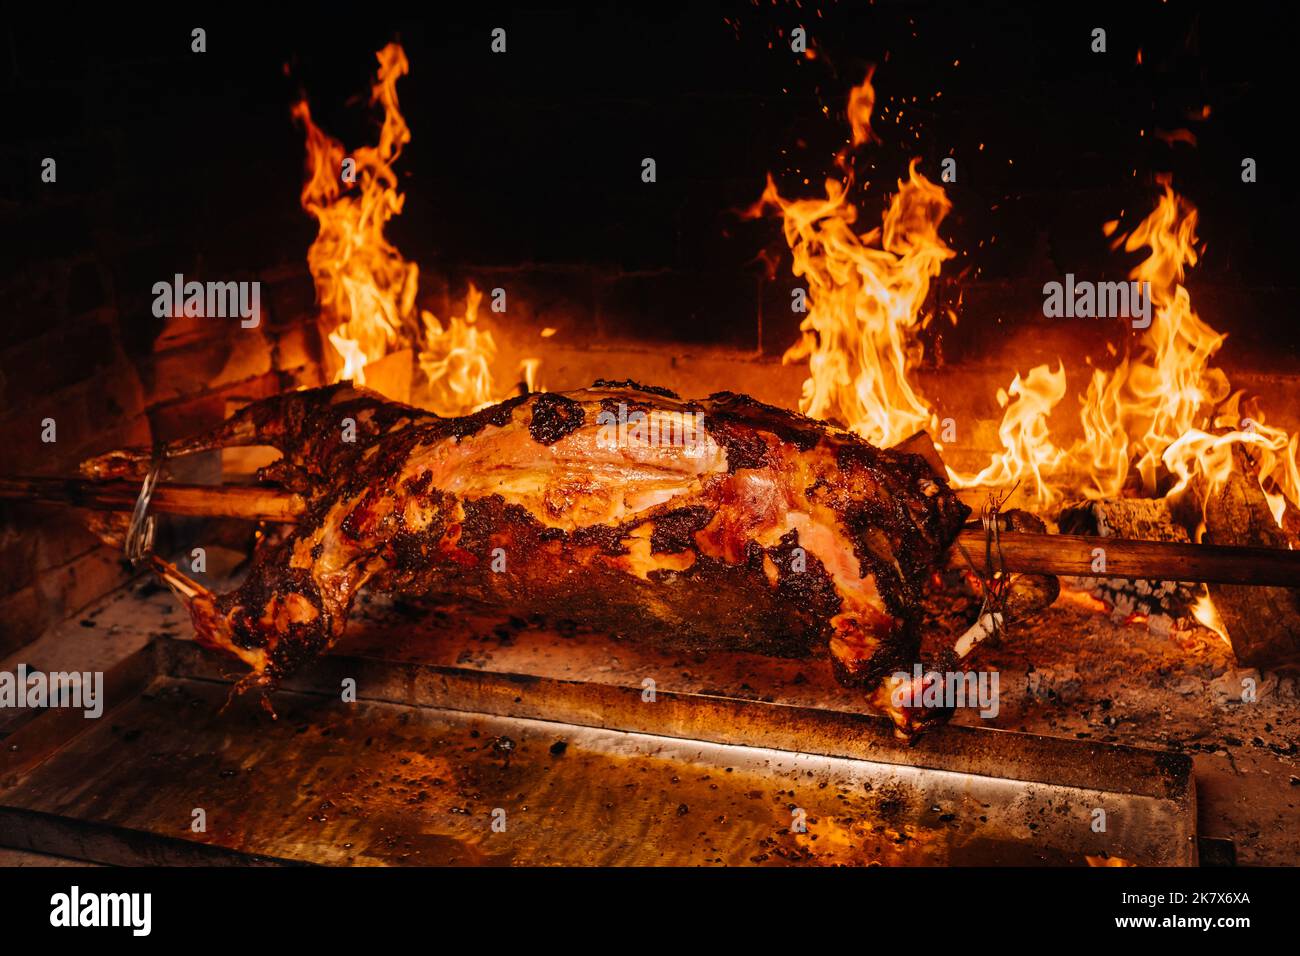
left=954, top=178, right=1300, bottom=529
left=418, top=284, right=498, bottom=416
left=1191, top=587, right=1231, bottom=646
left=293, top=44, right=418, bottom=391
left=1071, top=180, right=1227, bottom=499
left=766, top=71, right=1299, bottom=644
left=847, top=66, right=879, bottom=148
left=951, top=363, right=1069, bottom=510
left=756, top=72, right=954, bottom=449
left=294, top=43, right=537, bottom=411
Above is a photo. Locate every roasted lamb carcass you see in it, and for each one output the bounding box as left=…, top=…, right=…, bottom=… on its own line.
left=83, top=381, right=971, bottom=735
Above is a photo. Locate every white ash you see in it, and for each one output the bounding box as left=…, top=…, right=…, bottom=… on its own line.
left=1025, top=665, right=1083, bottom=703
left=1057, top=498, right=1199, bottom=634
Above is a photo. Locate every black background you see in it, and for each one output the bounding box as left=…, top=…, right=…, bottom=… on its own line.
left=4, top=1, right=1299, bottom=351
left=0, top=864, right=1284, bottom=941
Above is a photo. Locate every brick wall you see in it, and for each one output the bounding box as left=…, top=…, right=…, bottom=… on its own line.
left=0, top=255, right=324, bottom=656
left=0, top=177, right=323, bottom=658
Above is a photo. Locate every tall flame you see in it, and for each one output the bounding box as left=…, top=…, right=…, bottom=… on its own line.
left=762, top=70, right=1300, bottom=650
left=294, top=43, right=534, bottom=412
left=950, top=178, right=1300, bottom=526
left=1069, top=179, right=1228, bottom=500
left=769, top=72, right=1299, bottom=542
left=293, top=44, right=419, bottom=389
left=757, top=73, right=954, bottom=449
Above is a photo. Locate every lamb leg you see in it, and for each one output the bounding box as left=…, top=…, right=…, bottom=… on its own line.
left=81, top=384, right=435, bottom=487
left=142, top=383, right=968, bottom=739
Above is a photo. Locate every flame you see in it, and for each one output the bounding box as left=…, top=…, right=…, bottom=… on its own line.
left=847, top=66, right=879, bottom=147
left=1191, top=588, right=1231, bottom=646
left=293, top=44, right=419, bottom=391
left=1160, top=394, right=1300, bottom=530
left=767, top=73, right=1300, bottom=543
left=1072, top=180, right=1228, bottom=500
left=294, top=44, right=537, bottom=411
left=756, top=72, right=954, bottom=449
left=417, top=284, right=498, bottom=415
left=950, top=363, right=1069, bottom=510
left=764, top=71, right=1300, bottom=647
left=1070, top=182, right=1300, bottom=529
left=952, top=178, right=1300, bottom=529
left=519, top=357, right=543, bottom=393
left=950, top=182, right=1298, bottom=640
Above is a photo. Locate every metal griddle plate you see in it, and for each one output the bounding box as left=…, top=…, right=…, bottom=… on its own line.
left=0, top=629, right=1196, bottom=866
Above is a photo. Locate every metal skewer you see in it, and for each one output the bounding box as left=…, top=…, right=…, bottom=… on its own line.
left=2, top=474, right=1299, bottom=588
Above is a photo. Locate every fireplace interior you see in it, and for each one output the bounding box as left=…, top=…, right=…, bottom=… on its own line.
left=1, top=5, right=1298, bottom=867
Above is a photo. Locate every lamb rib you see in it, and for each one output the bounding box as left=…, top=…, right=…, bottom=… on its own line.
left=82, top=381, right=971, bottom=736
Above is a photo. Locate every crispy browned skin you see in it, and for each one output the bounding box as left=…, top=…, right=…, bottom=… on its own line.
left=85, top=381, right=970, bottom=733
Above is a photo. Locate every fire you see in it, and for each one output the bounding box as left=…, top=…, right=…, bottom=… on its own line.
left=952, top=363, right=1069, bottom=511
left=1069, top=180, right=1228, bottom=502
left=755, top=72, right=954, bottom=449
left=766, top=69, right=1300, bottom=646
left=293, top=44, right=419, bottom=392
left=1090, top=182, right=1300, bottom=528
left=294, top=43, right=537, bottom=411
left=955, top=177, right=1300, bottom=528
left=417, top=284, right=498, bottom=416
left=847, top=66, right=879, bottom=147
left=1191, top=588, right=1231, bottom=646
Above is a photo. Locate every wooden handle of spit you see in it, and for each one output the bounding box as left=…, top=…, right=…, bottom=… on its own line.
left=953, top=529, right=1299, bottom=588
left=3, top=475, right=1299, bottom=588
left=0, top=476, right=306, bottom=523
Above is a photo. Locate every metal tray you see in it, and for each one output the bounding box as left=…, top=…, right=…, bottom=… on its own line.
left=0, top=629, right=1197, bottom=866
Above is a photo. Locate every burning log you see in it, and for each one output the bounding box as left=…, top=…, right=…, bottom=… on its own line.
left=1201, top=445, right=1300, bottom=669
left=895, top=430, right=1300, bottom=589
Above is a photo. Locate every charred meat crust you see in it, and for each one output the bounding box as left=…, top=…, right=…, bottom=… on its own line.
left=703, top=392, right=824, bottom=471
left=589, top=379, right=680, bottom=398
left=441, top=393, right=530, bottom=442
left=829, top=442, right=968, bottom=620
left=649, top=506, right=715, bottom=554
left=527, top=392, right=587, bottom=445
left=176, top=381, right=970, bottom=713
left=401, top=493, right=843, bottom=658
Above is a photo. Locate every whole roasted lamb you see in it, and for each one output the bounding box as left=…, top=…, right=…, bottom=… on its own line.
left=83, top=381, right=971, bottom=735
